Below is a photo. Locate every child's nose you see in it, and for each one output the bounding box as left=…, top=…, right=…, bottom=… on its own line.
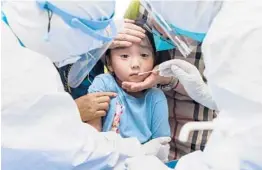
left=130, top=58, right=141, bottom=69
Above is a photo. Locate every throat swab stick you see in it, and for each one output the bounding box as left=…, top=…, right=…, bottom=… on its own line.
left=138, top=69, right=160, bottom=76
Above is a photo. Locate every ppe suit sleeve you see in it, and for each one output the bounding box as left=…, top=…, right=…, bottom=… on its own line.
left=2, top=29, right=143, bottom=169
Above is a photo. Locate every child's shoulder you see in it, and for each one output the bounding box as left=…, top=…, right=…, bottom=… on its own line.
left=91, top=73, right=119, bottom=92
left=146, top=87, right=167, bottom=101
left=147, top=87, right=165, bottom=95
left=95, top=73, right=115, bottom=82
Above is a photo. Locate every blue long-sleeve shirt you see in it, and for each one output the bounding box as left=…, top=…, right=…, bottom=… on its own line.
left=88, top=73, right=170, bottom=143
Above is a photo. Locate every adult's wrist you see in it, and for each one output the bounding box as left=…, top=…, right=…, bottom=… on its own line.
left=159, top=76, right=172, bottom=85
left=158, top=76, right=179, bottom=91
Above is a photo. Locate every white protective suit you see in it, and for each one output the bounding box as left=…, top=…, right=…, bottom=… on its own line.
left=126, top=1, right=262, bottom=170
left=1, top=1, right=170, bottom=170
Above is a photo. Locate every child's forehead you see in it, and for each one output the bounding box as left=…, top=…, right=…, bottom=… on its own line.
left=140, top=35, right=152, bottom=48
left=112, top=35, right=153, bottom=51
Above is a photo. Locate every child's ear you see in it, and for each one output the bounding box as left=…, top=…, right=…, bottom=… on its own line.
left=107, top=65, right=114, bottom=72
left=105, top=55, right=114, bottom=72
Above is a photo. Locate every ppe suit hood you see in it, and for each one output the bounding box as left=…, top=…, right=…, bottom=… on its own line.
left=2, top=1, right=115, bottom=64
left=201, top=1, right=262, bottom=170
left=202, top=1, right=262, bottom=112
left=148, top=0, right=222, bottom=33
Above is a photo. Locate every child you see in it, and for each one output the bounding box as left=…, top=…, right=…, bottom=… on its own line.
left=88, top=26, right=170, bottom=144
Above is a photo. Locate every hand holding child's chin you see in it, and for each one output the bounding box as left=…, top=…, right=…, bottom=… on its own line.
left=122, top=66, right=172, bottom=92
left=127, top=72, right=150, bottom=83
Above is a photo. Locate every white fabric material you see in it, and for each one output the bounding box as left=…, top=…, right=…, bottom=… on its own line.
left=174, top=151, right=209, bottom=170
left=2, top=1, right=115, bottom=65
left=156, top=144, right=170, bottom=163
left=50, top=1, right=114, bottom=20
left=147, top=0, right=222, bottom=33
left=125, top=156, right=172, bottom=170
left=127, top=1, right=262, bottom=170
left=1, top=16, right=20, bottom=50
left=159, top=59, right=218, bottom=110
left=198, top=1, right=262, bottom=169
left=1, top=21, right=146, bottom=170
left=1, top=22, right=65, bottom=113
left=141, top=137, right=171, bottom=162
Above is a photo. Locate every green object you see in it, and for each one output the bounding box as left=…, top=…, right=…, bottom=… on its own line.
left=124, top=0, right=140, bottom=20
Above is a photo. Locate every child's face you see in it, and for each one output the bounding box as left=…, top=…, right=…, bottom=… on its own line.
left=108, top=36, right=154, bottom=83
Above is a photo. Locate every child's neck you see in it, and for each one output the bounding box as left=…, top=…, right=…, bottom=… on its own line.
left=126, top=91, right=144, bottom=98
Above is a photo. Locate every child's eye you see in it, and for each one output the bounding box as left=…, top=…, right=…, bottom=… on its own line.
left=141, top=53, right=149, bottom=58
left=120, top=54, right=129, bottom=59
